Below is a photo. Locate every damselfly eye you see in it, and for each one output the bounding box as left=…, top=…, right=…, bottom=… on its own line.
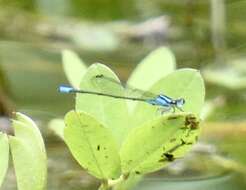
left=176, top=98, right=185, bottom=107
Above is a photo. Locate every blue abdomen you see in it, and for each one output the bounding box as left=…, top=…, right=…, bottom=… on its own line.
left=155, top=96, right=170, bottom=107
left=146, top=95, right=171, bottom=107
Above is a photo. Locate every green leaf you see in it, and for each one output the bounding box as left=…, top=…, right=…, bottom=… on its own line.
left=64, top=110, right=121, bottom=180
left=120, top=113, right=200, bottom=175
left=9, top=112, right=47, bottom=190
left=127, top=46, right=176, bottom=91
left=0, top=133, right=9, bottom=188
left=71, top=27, right=118, bottom=51
left=76, top=63, right=129, bottom=145
left=62, top=49, right=87, bottom=88
left=127, top=47, right=176, bottom=112
left=132, top=69, right=205, bottom=128
left=48, top=118, right=65, bottom=140
left=203, top=58, right=246, bottom=90
left=14, top=112, right=46, bottom=152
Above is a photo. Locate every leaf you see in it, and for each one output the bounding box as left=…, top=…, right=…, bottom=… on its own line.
left=75, top=63, right=129, bottom=146
left=120, top=113, right=195, bottom=174
left=127, top=46, right=176, bottom=91
left=0, top=133, right=9, bottom=188
left=64, top=110, right=121, bottom=180
left=9, top=112, right=47, bottom=190
left=203, top=58, right=246, bottom=90
left=203, top=68, right=246, bottom=90
left=71, top=27, right=118, bottom=51
left=132, top=69, right=205, bottom=128
left=62, top=49, right=87, bottom=88
left=48, top=118, right=65, bottom=140
left=127, top=47, right=176, bottom=112
left=14, top=112, right=46, bottom=152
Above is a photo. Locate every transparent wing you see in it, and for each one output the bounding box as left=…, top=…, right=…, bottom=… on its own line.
left=91, top=74, right=157, bottom=99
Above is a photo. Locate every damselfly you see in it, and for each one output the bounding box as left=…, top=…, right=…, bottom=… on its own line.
left=59, top=75, right=185, bottom=113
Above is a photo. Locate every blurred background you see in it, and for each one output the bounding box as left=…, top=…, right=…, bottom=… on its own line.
left=0, top=0, right=246, bottom=190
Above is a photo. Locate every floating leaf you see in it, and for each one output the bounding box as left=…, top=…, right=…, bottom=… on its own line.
left=120, top=113, right=199, bottom=174
left=132, top=69, right=205, bottom=128
left=76, top=63, right=129, bottom=145
left=64, top=110, right=121, bottom=180
left=0, top=133, right=9, bottom=187
left=9, top=112, right=47, bottom=190
left=62, top=49, right=87, bottom=88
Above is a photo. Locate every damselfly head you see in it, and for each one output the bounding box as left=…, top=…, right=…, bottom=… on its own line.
left=176, top=98, right=185, bottom=108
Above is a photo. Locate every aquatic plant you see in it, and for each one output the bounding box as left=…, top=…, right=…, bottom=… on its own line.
left=0, top=47, right=205, bottom=190
left=60, top=47, right=205, bottom=190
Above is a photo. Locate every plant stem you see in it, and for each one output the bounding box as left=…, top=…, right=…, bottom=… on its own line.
left=98, top=174, right=128, bottom=190
left=108, top=175, right=126, bottom=187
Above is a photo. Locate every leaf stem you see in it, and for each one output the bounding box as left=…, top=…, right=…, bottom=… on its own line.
left=108, top=174, right=127, bottom=187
